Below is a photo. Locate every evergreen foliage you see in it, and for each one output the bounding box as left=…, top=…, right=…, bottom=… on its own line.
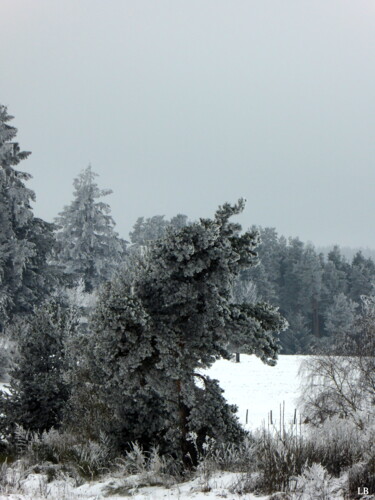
left=237, top=227, right=375, bottom=353
left=348, top=251, right=375, bottom=303
left=0, top=299, right=76, bottom=437
left=324, top=293, right=358, bottom=342
left=53, top=165, right=126, bottom=292
left=129, top=213, right=189, bottom=247
left=72, top=200, right=286, bottom=464
left=0, top=105, right=56, bottom=329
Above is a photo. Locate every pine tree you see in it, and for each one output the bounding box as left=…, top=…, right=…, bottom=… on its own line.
left=294, top=244, right=323, bottom=337
left=248, top=226, right=282, bottom=305
left=320, top=259, right=348, bottom=319
left=279, top=313, right=313, bottom=354
left=78, top=200, right=286, bottom=463
left=53, top=165, right=126, bottom=292
left=129, top=215, right=168, bottom=246
left=129, top=213, right=188, bottom=247
left=0, top=105, right=55, bottom=329
left=324, top=293, right=358, bottom=343
left=278, top=237, right=305, bottom=316
left=348, top=251, right=375, bottom=303
left=0, top=299, right=76, bottom=436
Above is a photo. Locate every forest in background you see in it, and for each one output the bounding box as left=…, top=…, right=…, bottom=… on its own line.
left=0, top=103, right=373, bottom=357
left=2, top=104, right=375, bottom=498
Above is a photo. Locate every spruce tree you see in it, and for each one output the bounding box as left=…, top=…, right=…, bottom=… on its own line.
left=53, top=166, right=126, bottom=292
left=79, top=200, right=286, bottom=463
left=0, top=105, right=55, bottom=329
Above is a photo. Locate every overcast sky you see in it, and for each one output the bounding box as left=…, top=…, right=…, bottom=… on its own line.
left=1, top=0, right=374, bottom=247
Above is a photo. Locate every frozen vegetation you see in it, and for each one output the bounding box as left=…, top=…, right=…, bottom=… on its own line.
left=1, top=105, right=375, bottom=498
left=0, top=354, right=374, bottom=499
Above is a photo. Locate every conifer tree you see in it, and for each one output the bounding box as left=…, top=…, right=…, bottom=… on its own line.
left=79, top=200, right=286, bottom=464
left=294, top=245, right=323, bottom=337
left=279, top=313, right=312, bottom=354
left=348, top=251, right=375, bottom=303
left=0, top=105, right=55, bottom=329
left=324, top=292, right=358, bottom=342
left=248, top=226, right=282, bottom=305
left=129, top=213, right=188, bottom=247
left=0, top=299, right=76, bottom=436
left=53, top=166, right=126, bottom=292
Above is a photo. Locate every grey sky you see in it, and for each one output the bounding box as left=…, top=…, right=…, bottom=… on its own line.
left=1, top=0, right=374, bottom=247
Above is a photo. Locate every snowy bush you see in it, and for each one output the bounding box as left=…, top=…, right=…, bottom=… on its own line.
left=106, top=442, right=178, bottom=493
left=12, top=426, right=111, bottom=480
left=206, top=435, right=256, bottom=472
left=348, top=461, right=375, bottom=498
left=299, top=296, right=375, bottom=429
left=251, top=428, right=313, bottom=494
left=0, top=459, right=28, bottom=494
left=292, top=463, right=345, bottom=499
left=116, top=441, right=178, bottom=478
left=305, top=415, right=369, bottom=476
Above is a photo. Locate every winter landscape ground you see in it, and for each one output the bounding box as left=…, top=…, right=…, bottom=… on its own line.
left=0, top=355, right=304, bottom=500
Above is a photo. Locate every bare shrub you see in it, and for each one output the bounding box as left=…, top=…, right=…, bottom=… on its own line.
left=299, top=296, right=375, bottom=429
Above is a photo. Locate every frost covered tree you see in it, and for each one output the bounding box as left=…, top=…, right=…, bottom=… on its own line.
left=299, top=295, right=375, bottom=427
left=75, top=200, right=286, bottom=464
left=248, top=226, right=283, bottom=305
left=279, top=312, right=312, bottom=354
left=348, top=251, right=375, bottom=303
left=288, top=244, right=323, bottom=338
left=53, top=166, right=126, bottom=292
left=0, top=105, right=55, bottom=329
left=0, top=299, right=76, bottom=436
left=324, top=293, right=358, bottom=342
left=129, top=213, right=188, bottom=247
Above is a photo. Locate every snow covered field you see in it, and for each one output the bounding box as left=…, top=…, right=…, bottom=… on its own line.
left=0, top=354, right=306, bottom=500
left=206, top=354, right=304, bottom=430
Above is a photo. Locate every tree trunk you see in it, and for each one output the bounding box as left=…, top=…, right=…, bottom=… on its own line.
left=176, top=379, right=192, bottom=467
left=235, top=352, right=240, bottom=363
left=312, top=296, right=320, bottom=337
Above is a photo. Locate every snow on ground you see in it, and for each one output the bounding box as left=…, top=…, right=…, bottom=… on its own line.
left=206, top=354, right=305, bottom=430
left=0, top=354, right=306, bottom=499
left=0, top=471, right=268, bottom=500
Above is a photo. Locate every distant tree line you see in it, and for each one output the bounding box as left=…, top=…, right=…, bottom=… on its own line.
left=244, top=227, right=375, bottom=353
